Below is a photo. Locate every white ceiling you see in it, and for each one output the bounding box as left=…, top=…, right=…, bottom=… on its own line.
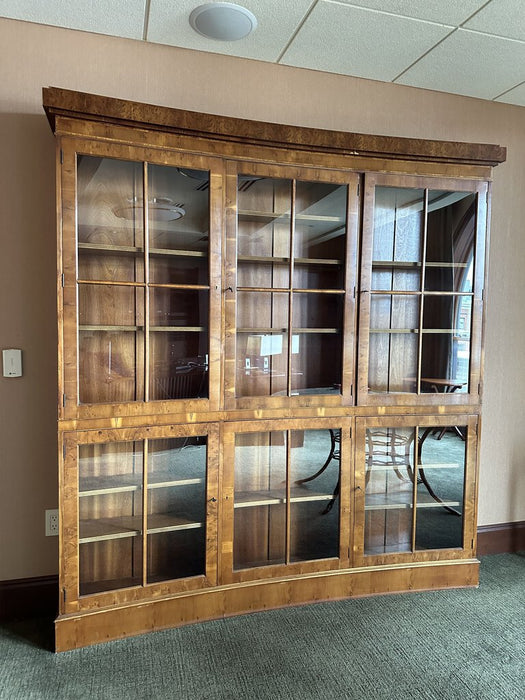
left=3, top=0, right=525, bottom=106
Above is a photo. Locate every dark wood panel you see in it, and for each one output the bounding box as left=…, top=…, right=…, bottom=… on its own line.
left=43, top=87, right=506, bottom=167
left=477, top=521, right=525, bottom=555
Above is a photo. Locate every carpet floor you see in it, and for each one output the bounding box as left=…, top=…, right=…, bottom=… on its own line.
left=1, top=553, right=524, bottom=700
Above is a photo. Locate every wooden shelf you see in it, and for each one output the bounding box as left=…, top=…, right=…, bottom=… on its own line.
left=79, top=325, right=143, bottom=332
left=235, top=487, right=334, bottom=509
left=365, top=462, right=460, bottom=473
left=238, top=255, right=342, bottom=266
left=369, top=328, right=419, bottom=334
left=238, top=210, right=344, bottom=225
left=369, top=328, right=466, bottom=334
left=79, top=513, right=204, bottom=543
left=79, top=473, right=204, bottom=497
left=149, top=326, right=204, bottom=333
left=237, top=327, right=340, bottom=334
left=147, top=514, right=204, bottom=535
left=365, top=493, right=461, bottom=511
left=79, top=325, right=204, bottom=333
left=372, top=260, right=468, bottom=269
left=78, top=242, right=206, bottom=258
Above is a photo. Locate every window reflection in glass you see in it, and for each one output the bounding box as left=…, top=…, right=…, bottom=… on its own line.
left=369, top=186, right=477, bottom=395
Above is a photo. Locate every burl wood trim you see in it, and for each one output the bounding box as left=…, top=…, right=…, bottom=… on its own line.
left=43, top=87, right=506, bottom=167
left=54, top=559, right=479, bottom=651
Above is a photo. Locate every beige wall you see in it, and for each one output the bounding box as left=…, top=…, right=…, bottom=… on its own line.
left=1, top=18, right=523, bottom=580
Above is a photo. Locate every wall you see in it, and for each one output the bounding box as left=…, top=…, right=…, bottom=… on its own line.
left=1, top=18, right=523, bottom=580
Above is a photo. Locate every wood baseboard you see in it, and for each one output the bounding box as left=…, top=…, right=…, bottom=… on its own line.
left=2, top=521, right=523, bottom=624
left=0, top=575, right=58, bottom=622
left=477, top=520, right=525, bottom=555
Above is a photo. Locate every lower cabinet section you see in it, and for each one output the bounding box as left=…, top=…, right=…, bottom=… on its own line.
left=354, top=414, right=478, bottom=567
left=58, top=414, right=479, bottom=650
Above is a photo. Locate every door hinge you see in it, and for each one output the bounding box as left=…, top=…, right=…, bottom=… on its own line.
left=62, top=393, right=66, bottom=408
left=62, top=588, right=66, bottom=604
left=357, top=182, right=360, bottom=197
left=63, top=442, right=66, bottom=460
left=60, top=149, right=64, bottom=165
left=61, top=273, right=65, bottom=288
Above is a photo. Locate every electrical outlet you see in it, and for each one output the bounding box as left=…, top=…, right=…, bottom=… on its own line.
left=45, top=509, right=59, bottom=537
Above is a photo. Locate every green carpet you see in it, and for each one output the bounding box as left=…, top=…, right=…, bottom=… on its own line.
left=1, top=553, right=524, bottom=699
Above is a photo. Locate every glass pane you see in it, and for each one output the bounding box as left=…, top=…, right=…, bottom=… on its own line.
left=425, top=191, right=476, bottom=293
left=364, top=427, right=415, bottom=555
left=291, top=292, right=343, bottom=393
left=369, top=295, right=420, bottom=393
left=415, top=427, right=466, bottom=549
left=236, top=291, right=289, bottom=398
left=370, top=294, right=420, bottom=331
left=372, top=265, right=420, bottom=292
left=237, top=176, right=291, bottom=289
left=147, top=436, right=207, bottom=582
left=149, top=288, right=208, bottom=401
left=373, top=187, right=424, bottom=264
left=148, top=164, right=209, bottom=285
left=234, top=432, right=286, bottom=569
left=293, top=181, right=347, bottom=289
left=77, top=156, right=144, bottom=283
left=420, top=295, right=471, bottom=393
left=368, top=333, right=418, bottom=394
left=289, top=429, right=340, bottom=562
left=78, top=285, right=144, bottom=403
left=78, top=441, right=143, bottom=595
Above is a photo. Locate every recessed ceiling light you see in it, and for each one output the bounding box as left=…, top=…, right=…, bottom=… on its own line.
left=189, top=3, right=257, bottom=41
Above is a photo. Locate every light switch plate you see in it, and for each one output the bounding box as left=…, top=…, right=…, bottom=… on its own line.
left=2, top=349, right=22, bottom=377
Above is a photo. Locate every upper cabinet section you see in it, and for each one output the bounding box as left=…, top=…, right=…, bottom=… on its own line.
left=44, top=87, right=505, bottom=422
left=358, top=174, right=488, bottom=406
left=60, top=139, right=223, bottom=419
left=224, top=162, right=359, bottom=410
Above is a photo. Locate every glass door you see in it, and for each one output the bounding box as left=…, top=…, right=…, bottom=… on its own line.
left=358, top=174, right=487, bottom=406
left=225, top=163, right=359, bottom=409
left=60, top=142, right=222, bottom=418
left=61, top=424, right=218, bottom=610
left=354, top=416, right=478, bottom=565
left=221, top=419, right=352, bottom=583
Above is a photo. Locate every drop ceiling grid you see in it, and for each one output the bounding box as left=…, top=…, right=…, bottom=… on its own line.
left=146, top=0, right=314, bottom=61
left=1, top=0, right=525, bottom=105
left=0, top=0, right=147, bottom=40
left=333, top=0, right=489, bottom=26
left=279, top=2, right=455, bottom=82
left=397, top=29, right=525, bottom=101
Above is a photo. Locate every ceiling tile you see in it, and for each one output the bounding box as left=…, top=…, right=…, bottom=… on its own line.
left=464, top=0, right=525, bottom=41
left=334, top=0, right=487, bottom=25
left=280, top=1, right=453, bottom=82
left=397, top=29, right=525, bottom=100
left=495, top=81, right=525, bottom=106
left=0, top=0, right=146, bottom=40
left=147, top=0, right=313, bottom=62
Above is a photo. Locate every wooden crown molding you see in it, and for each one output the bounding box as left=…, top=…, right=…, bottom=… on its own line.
left=42, top=87, right=506, bottom=168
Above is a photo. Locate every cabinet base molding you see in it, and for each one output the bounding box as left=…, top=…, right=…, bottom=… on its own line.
left=55, top=560, right=479, bottom=651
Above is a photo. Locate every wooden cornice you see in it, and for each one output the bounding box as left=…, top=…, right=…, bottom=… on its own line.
left=43, top=87, right=506, bottom=168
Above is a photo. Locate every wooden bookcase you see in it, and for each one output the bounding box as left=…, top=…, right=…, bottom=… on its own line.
left=43, top=87, right=506, bottom=651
